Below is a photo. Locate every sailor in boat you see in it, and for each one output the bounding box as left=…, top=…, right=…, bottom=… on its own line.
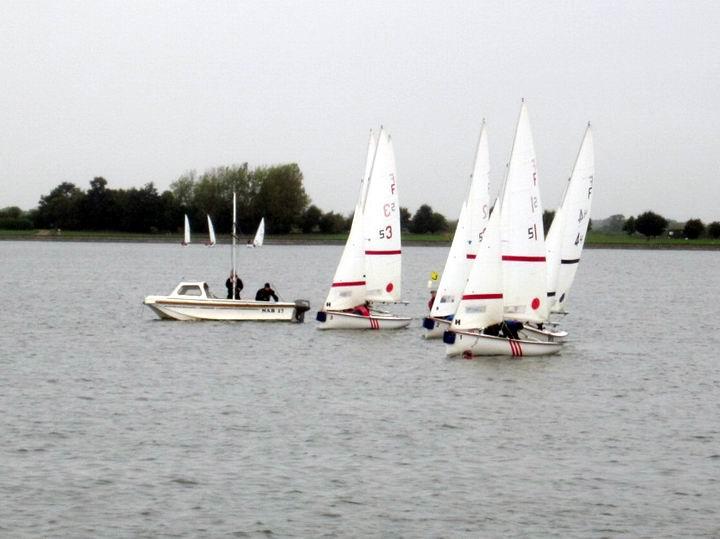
left=482, top=320, right=523, bottom=339
left=348, top=301, right=371, bottom=317
left=226, top=271, right=243, bottom=299
left=255, top=283, right=279, bottom=302
left=428, top=289, right=437, bottom=311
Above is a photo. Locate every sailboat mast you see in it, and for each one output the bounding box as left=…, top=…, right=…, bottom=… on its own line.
left=232, top=191, right=237, bottom=299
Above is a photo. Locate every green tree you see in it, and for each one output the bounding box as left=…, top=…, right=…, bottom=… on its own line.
left=410, top=205, right=448, bottom=233
left=683, top=218, right=705, bottom=239
left=300, top=205, right=322, bottom=233
left=0, top=206, right=33, bottom=229
left=635, top=211, right=668, bottom=238
left=707, top=222, right=720, bottom=239
left=318, top=211, right=347, bottom=234
left=622, top=216, right=636, bottom=235
left=81, top=177, right=118, bottom=230
left=35, top=182, right=85, bottom=229
left=399, top=206, right=411, bottom=231
left=254, top=164, right=309, bottom=234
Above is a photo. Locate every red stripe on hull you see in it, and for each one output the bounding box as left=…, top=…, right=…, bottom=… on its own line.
left=462, top=293, right=503, bottom=300
left=331, top=281, right=366, bottom=287
left=365, top=250, right=402, bottom=255
left=502, top=255, right=546, bottom=262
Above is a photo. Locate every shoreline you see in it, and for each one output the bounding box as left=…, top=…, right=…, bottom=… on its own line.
left=2, top=232, right=720, bottom=250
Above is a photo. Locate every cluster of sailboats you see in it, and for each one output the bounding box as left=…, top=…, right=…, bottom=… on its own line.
left=144, top=101, right=594, bottom=359
left=317, top=101, right=594, bottom=358
left=180, top=214, right=264, bottom=248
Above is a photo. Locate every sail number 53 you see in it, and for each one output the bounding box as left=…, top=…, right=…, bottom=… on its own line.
left=379, top=226, right=393, bottom=239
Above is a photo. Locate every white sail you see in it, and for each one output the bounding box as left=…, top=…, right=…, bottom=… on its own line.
left=465, top=122, right=492, bottom=256
left=252, top=218, right=265, bottom=247
left=183, top=214, right=190, bottom=245
left=363, top=128, right=402, bottom=302
left=545, top=202, right=565, bottom=306
left=431, top=202, right=469, bottom=318
left=431, top=123, right=491, bottom=320
left=207, top=215, right=216, bottom=246
left=499, top=102, right=548, bottom=324
left=551, top=124, right=594, bottom=313
left=323, top=131, right=377, bottom=310
left=453, top=198, right=503, bottom=330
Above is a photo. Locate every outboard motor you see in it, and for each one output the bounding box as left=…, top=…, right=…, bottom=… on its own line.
left=293, top=300, right=311, bottom=323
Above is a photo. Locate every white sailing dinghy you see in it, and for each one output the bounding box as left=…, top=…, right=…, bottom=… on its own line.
left=546, top=123, right=594, bottom=314
left=316, top=128, right=411, bottom=330
left=206, top=215, right=217, bottom=246
left=423, top=122, right=491, bottom=338
left=181, top=214, right=191, bottom=245
left=444, top=102, right=562, bottom=357
left=144, top=193, right=310, bottom=322
left=523, top=123, right=594, bottom=342
left=247, top=218, right=265, bottom=248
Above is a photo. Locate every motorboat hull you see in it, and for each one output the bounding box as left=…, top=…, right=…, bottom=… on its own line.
left=316, top=310, right=411, bottom=330
left=144, top=296, right=310, bottom=322
left=444, top=329, right=562, bottom=358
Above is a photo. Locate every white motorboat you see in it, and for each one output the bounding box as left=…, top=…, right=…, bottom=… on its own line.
left=316, top=127, right=411, bottom=330
left=144, top=281, right=310, bottom=322
left=145, top=194, right=310, bottom=322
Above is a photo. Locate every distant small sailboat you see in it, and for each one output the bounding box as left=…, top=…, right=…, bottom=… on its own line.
left=181, top=214, right=191, bottom=246
left=206, top=215, right=216, bottom=246
left=247, top=218, right=265, bottom=248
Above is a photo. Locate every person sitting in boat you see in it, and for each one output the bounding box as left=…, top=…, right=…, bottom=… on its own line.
left=351, top=301, right=371, bottom=317
left=428, top=289, right=437, bottom=311
left=501, top=320, right=523, bottom=340
left=226, top=271, right=243, bottom=299
left=255, top=283, right=279, bottom=302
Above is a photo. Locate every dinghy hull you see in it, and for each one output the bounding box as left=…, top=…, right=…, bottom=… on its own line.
left=316, top=310, right=411, bottom=330
left=519, top=325, right=568, bottom=343
left=422, top=316, right=452, bottom=339
left=444, top=329, right=562, bottom=358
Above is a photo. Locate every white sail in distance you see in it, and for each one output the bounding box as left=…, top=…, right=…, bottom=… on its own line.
left=207, top=215, right=216, bottom=246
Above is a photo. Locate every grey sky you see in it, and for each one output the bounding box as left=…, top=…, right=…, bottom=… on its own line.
left=2, top=1, right=719, bottom=221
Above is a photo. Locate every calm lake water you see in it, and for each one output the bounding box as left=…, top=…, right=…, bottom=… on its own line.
left=1, top=241, right=719, bottom=537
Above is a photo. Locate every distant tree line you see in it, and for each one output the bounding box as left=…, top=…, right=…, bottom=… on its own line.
left=597, top=211, right=720, bottom=239
left=0, top=163, right=454, bottom=235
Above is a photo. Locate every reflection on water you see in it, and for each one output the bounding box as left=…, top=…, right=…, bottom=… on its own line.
left=1, top=241, right=719, bottom=536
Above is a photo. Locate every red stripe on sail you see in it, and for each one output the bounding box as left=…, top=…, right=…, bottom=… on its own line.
left=466, top=254, right=476, bottom=259
left=502, top=255, right=546, bottom=262
left=365, top=250, right=402, bottom=255
left=462, top=293, right=503, bottom=300
left=331, top=281, right=366, bottom=287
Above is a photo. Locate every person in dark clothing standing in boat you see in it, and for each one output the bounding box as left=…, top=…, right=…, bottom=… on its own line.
left=255, top=283, right=279, bottom=302
left=226, top=271, right=243, bottom=299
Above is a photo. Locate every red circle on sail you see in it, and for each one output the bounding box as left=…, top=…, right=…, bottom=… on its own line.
left=531, top=297, right=540, bottom=310
left=386, top=282, right=394, bottom=293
